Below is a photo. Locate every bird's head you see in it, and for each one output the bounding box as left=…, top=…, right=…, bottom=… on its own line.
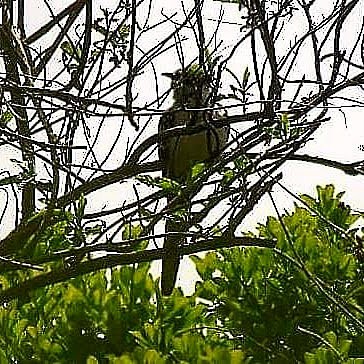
left=163, top=64, right=212, bottom=107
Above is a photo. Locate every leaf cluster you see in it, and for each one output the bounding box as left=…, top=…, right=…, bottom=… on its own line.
left=0, top=185, right=363, bottom=363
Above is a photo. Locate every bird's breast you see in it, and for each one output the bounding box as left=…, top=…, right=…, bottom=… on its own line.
left=166, top=126, right=228, bottom=180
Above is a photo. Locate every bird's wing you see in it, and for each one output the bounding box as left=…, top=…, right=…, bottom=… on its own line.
left=158, top=111, right=176, bottom=178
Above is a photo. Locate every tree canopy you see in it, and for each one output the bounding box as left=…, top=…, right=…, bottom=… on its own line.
left=0, top=0, right=364, bottom=361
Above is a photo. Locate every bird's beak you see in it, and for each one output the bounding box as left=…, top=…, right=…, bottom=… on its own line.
left=162, top=72, right=174, bottom=79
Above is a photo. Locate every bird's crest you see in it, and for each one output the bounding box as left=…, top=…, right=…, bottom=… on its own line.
left=163, top=64, right=212, bottom=107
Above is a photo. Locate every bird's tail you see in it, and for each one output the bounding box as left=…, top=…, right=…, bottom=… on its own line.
left=161, top=215, right=186, bottom=296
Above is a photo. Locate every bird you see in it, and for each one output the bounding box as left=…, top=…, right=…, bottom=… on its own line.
left=158, top=64, right=229, bottom=295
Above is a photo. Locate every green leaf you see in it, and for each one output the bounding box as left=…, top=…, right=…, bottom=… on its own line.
left=222, top=168, right=235, bottom=184
left=87, top=356, right=99, bottom=364
left=118, top=25, right=130, bottom=38
left=61, top=41, right=81, bottom=61
left=143, top=349, right=164, bottom=363
left=136, top=175, right=181, bottom=194
left=27, top=326, right=38, bottom=338
left=0, top=111, right=13, bottom=127
left=0, top=348, right=8, bottom=364
left=190, top=162, right=206, bottom=179
left=64, top=285, right=84, bottom=304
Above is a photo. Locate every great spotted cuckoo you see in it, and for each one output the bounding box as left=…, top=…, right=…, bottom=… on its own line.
left=158, top=64, right=229, bottom=295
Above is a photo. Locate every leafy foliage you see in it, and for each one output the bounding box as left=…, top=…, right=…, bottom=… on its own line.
left=0, top=185, right=363, bottom=363
left=193, top=184, right=364, bottom=363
